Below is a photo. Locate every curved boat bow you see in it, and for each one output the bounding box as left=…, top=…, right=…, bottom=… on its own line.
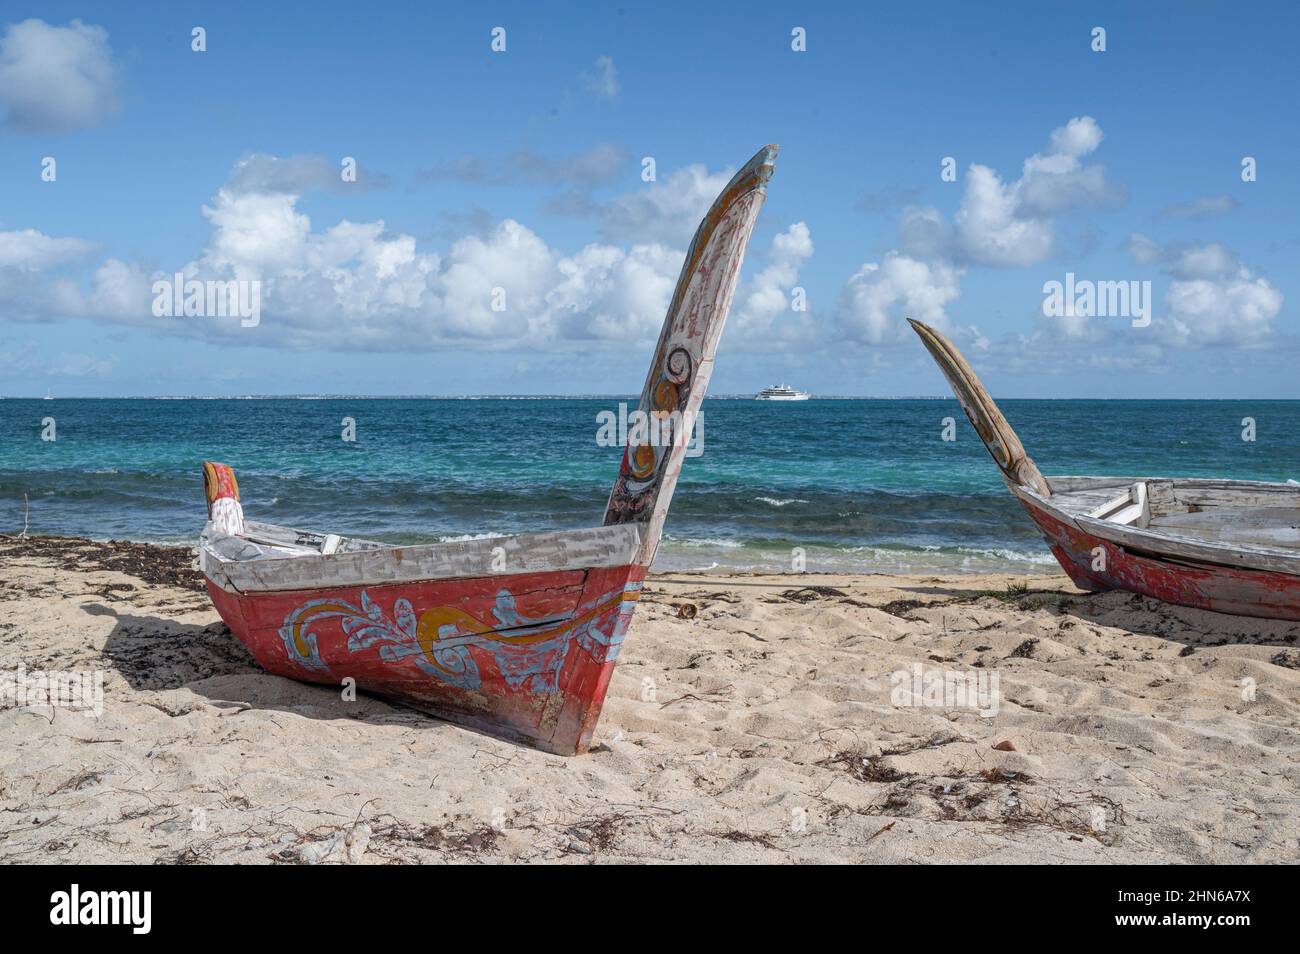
left=907, top=318, right=1049, bottom=497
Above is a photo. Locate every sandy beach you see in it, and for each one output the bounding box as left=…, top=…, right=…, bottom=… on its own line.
left=1, top=533, right=1298, bottom=864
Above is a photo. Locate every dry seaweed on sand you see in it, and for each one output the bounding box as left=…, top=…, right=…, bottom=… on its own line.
left=877, top=599, right=926, bottom=619
left=1271, top=650, right=1300, bottom=669
left=0, top=534, right=205, bottom=592
left=368, top=819, right=501, bottom=857
left=1008, top=638, right=1039, bottom=659
left=779, top=585, right=866, bottom=607
left=706, top=829, right=780, bottom=850
left=819, top=749, right=914, bottom=783
left=951, top=582, right=1032, bottom=604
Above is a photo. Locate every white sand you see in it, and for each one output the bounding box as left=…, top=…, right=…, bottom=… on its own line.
left=2, top=535, right=1298, bottom=863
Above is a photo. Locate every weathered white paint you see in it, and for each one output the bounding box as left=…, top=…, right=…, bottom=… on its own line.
left=201, top=522, right=642, bottom=594
left=604, top=145, right=779, bottom=566
left=1014, top=478, right=1300, bottom=576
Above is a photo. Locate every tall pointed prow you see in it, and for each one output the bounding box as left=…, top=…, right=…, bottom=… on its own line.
left=605, top=144, right=779, bottom=564
left=907, top=318, right=1051, bottom=497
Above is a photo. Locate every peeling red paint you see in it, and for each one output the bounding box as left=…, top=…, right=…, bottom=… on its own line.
left=1023, top=501, right=1300, bottom=621
left=208, top=564, right=642, bottom=754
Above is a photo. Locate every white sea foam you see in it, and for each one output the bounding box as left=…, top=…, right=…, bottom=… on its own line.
left=655, top=539, right=1056, bottom=575
left=671, top=536, right=744, bottom=549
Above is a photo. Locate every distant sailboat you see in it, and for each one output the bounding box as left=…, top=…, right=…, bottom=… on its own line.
left=43, top=389, right=53, bottom=400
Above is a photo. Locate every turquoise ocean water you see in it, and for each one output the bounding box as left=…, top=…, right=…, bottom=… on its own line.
left=2, top=398, right=1297, bottom=573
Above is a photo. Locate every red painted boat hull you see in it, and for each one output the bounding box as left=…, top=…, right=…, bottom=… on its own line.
left=1021, top=499, right=1300, bottom=621
left=206, top=563, right=645, bottom=754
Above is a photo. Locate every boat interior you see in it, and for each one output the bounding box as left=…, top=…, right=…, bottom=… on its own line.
left=201, top=517, right=645, bottom=595
left=1043, top=476, right=1300, bottom=550
left=205, top=519, right=392, bottom=561
left=202, top=519, right=636, bottom=565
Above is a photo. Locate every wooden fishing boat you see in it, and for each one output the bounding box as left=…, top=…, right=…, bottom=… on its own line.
left=908, top=318, right=1300, bottom=621
left=199, top=144, right=780, bottom=754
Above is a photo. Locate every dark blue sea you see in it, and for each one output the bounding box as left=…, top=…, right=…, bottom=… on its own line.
left=3, top=398, right=1298, bottom=573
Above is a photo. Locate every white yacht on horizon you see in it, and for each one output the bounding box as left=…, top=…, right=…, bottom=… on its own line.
left=755, top=383, right=811, bottom=401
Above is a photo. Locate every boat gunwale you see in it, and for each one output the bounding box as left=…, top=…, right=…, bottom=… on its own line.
left=200, top=520, right=643, bottom=594
left=1015, top=476, right=1300, bottom=577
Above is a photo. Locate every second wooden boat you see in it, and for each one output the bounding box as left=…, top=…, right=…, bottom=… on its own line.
left=909, top=318, right=1300, bottom=621
left=198, top=145, right=780, bottom=753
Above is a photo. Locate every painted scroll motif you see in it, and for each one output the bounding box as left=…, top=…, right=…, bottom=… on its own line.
left=276, top=582, right=641, bottom=693
left=605, top=145, right=777, bottom=536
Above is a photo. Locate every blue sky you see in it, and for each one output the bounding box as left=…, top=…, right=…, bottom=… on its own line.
left=1, top=1, right=1297, bottom=397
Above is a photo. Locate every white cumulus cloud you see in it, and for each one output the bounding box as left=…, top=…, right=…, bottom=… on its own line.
left=0, top=229, right=96, bottom=269
left=1126, top=234, right=1282, bottom=346
left=1163, top=273, right=1281, bottom=346
left=19, top=155, right=726, bottom=353
left=597, top=163, right=735, bottom=245
left=0, top=19, right=121, bottom=133
left=731, top=223, right=814, bottom=338
left=836, top=254, right=961, bottom=345
left=837, top=117, right=1123, bottom=348
left=956, top=116, right=1114, bottom=266
left=729, top=116, right=1279, bottom=363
